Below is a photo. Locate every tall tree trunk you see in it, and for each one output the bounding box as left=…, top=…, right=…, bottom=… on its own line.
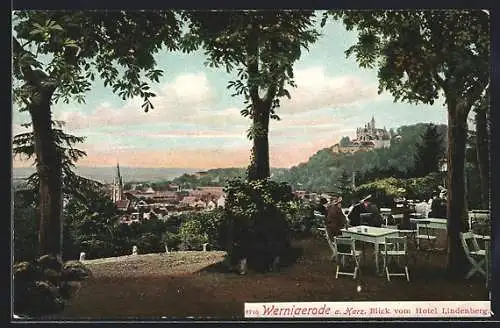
left=248, top=102, right=271, bottom=181
left=29, top=91, right=63, bottom=258
left=446, top=98, right=470, bottom=278
left=475, top=106, right=489, bottom=209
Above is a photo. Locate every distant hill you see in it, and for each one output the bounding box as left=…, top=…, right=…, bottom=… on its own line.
left=161, top=167, right=288, bottom=189
left=12, top=166, right=289, bottom=186
left=273, top=123, right=448, bottom=193
left=12, top=166, right=202, bottom=184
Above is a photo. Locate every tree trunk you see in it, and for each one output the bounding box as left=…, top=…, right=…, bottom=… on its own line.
left=29, top=91, right=63, bottom=258
left=475, top=106, right=489, bottom=209
left=247, top=102, right=271, bottom=181
left=446, top=98, right=470, bottom=278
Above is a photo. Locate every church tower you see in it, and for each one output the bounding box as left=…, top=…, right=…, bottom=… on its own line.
left=112, top=162, right=123, bottom=202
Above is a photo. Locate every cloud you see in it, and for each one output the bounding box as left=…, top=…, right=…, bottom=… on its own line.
left=56, top=67, right=382, bottom=133
left=41, top=67, right=394, bottom=169
left=278, top=67, right=383, bottom=114
left=58, top=72, right=217, bottom=131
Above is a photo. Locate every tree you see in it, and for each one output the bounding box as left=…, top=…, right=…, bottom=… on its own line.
left=336, top=169, right=353, bottom=201
left=13, top=11, right=181, bottom=257
left=63, top=182, right=120, bottom=259
left=180, top=11, right=320, bottom=180
left=339, top=136, right=350, bottom=147
left=326, top=10, right=489, bottom=277
left=472, top=89, right=489, bottom=209
left=413, top=123, right=444, bottom=177
left=13, top=120, right=111, bottom=259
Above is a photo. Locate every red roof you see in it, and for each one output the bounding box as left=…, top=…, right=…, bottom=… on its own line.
left=116, top=200, right=130, bottom=209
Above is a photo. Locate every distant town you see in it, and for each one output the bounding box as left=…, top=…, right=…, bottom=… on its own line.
left=105, top=163, right=333, bottom=226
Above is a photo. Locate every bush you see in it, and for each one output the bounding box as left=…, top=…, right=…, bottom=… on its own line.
left=178, top=218, right=208, bottom=251
left=282, top=200, right=316, bottom=236
left=13, top=255, right=91, bottom=317
left=136, top=232, right=163, bottom=254
left=13, top=191, right=38, bottom=262
left=196, top=209, right=226, bottom=250
left=224, top=179, right=294, bottom=272
left=353, top=177, right=406, bottom=207
left=403, top=172, right=442, bottom=201
left=353, top=173, right=442, bottom=207
left=161, top=231, right=181, bottom=251
left=77, top=239, right=117, bottom=260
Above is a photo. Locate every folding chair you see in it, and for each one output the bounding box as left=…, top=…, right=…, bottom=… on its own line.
left=398, top=228, right=418, bottom=264
left=380, top=208, right=392, bottom=227
left=334, top=236, right=362, bottom=279
left=485, top=240, right=491, bottom=288
left=415, top=220, right=437, bottom=251
left=460, top=232, right=486, bottom=279
left=469, top=211, right=489, bottom=231
left=380, top=236, right=410, bottom=282
left=322, top=227, right=337, bottom=260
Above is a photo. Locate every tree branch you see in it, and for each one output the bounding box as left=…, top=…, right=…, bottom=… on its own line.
left=13, top=37, right=41, bottom=88
left=246, top=23, right=262, bottom=106
left=433, top=71, right=446, bottom=91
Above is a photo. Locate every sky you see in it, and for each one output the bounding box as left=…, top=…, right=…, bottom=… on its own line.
left=12, top=14, right=449, bottom=170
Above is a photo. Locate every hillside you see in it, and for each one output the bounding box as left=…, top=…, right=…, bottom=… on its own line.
left=160, top=167, right=288, bottom=189
left=273, top=123, right=447, bottom=193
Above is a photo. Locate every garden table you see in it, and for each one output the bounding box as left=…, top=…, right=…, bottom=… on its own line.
left=411, top=217, right=447, bottom=230
left=340, top=225, right=400, bottom=274
left=468, top=210, right=489, bottom=229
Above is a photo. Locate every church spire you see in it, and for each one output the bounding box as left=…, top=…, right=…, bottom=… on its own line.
left=112, top=162, right=123, bottom=202
left=116, top=162, right=122, bottom=185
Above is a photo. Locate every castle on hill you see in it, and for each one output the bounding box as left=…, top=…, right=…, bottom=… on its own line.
left=331, top=116, right=393, bottom=154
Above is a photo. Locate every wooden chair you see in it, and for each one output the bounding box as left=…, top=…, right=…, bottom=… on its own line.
left=415, top=220, right=437, bottom=251
left=380, top=236, right=410, bottom=282
left=459, top=232, right=486, bottom=279
left=334, top=236, right=362, bottom=280
left=485, top=240, right=491, bottom=288
left=320, top=227, right=336, bottom=260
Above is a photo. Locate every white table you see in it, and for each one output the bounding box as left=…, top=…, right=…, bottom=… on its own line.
left=468, top=210, right=489, bottom=230
left=411, top=217, right=447, bottom=230
left=340, top=225, right=400, bottom=274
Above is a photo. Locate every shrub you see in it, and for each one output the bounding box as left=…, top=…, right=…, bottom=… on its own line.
left=224, top=178, right=294, bottom=272
left=13, top=255, right=91, bottom=317
left=353, top=177, right=406, bottom=207
left=13, top=191, right=38, bottom=262
left=77, top=239, right=117, bottom=260
left=403, top=172, right=442, bottom=201
left=178, top=218, right=208, bottom=251
left=282, top=199, right=316, bottom=236
left=353, top=173, right=442, bottom=207
left=161, top=231, right=181, bottom=251
left=196, top=209, right=226, bottom=250
left=136, top=232, right=163, bottom=254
